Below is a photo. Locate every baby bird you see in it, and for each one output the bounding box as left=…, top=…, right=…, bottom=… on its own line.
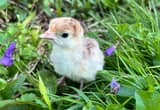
left=40, top=17, right=104, bottom=89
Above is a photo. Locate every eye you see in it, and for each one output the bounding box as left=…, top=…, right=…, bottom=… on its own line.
left=61, top=33, right=68, bottom=38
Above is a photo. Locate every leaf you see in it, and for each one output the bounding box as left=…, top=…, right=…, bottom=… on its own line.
left=106, top=104, right=127, bottom=110
left=0, top=74, right=26, bottom=99
left=15, top=7, right=28, bottom=21
left=0, top=94, right=46, bottom=109
left=16, top=93, right=37, bottom=102
left=55, top=0, right=62, bottom=16
left=16, top=93, right=47, bottom=109
left=42, top=0, right=53, bottom=16
left=34, top=98, right=48, bottom=109
left=0, top=65, right=8, bottom=75
left=147, top=32, right=160, bottom=40
left=0, top=102, right=43, bottom=110
left=101, top=0, right=118, bottom=8
left=135, top=91, right=146, bottom=110
left=70, top=87, right=90, bottom=102
left=22, top=12, right=35, bottom=27
left=83, top=102, right=104, bottom=110
left=6, top=24, right=18, bottom=35
left=0, top=33, right=8, bottom=44
left=145, top=75, right=155, bottom=92
left=20, top=47, right=38, bottom=59
left=38, top=75, right=52, bottom=110
left=135, top=90, right=160, bottom=110
left=153, top=55, right=160, bottom=66
left=0, top=78, right=7, bottom=91
left=38, top=69, right=57, bottom=95
left=118, top=86, right=135, bottom=97
left=0, top=99, right=15, bottom=108
left=67, top=104, right=82, bottom=110
left=0, top=0, right=8, bottom=10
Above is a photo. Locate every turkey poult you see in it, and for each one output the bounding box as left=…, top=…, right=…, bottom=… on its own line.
left=40, top=17, right=104, bottom=89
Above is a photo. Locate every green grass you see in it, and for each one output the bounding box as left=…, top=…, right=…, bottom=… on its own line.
left=0, top=0, right=160, bottom=110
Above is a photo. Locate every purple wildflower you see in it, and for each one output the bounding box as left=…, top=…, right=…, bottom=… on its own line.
left=0, top=57, right=13, bottom=66
left=104, top=41, right=119, bottom=56
left=110, top=78, right=120, bottom=93
left=0, top=42, right=16, bottom=66
left=104, top=45, right=116, bottom=56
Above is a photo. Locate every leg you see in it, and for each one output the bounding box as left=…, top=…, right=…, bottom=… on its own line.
left=57, top=76, right=66, bottom=86
left=80, top=80, right=84, bottom=90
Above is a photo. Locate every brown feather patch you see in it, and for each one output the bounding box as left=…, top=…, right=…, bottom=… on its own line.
left=48, top=17, right=83, bottom=37
left=83, top=38, right=98, bottom=58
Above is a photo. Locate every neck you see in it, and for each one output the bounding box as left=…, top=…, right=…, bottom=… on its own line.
left=53, top=37, right=84, bottom=51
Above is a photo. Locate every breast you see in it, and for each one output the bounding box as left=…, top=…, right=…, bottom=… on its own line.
left=49, top=40, right=104, bottom=82
left=50, top=46, right=83, bottom=80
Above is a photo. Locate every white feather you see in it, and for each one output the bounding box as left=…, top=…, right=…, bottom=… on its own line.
left=50, top=37, right=104, bottom=82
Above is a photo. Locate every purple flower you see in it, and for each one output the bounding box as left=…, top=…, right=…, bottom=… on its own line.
left=110, top=78, right=120, bottom=93
left=0, top=42, right=16, bottom=66
left=104, top=41, right=119, bottom=56
left=104, top=46, right=116, bottom=56
left=0, top=57, right=13, bottom=66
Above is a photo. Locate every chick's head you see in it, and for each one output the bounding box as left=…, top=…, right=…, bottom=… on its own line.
left=40, top=17, right=84, bottom=48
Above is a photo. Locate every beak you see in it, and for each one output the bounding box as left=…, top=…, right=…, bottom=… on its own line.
left=40, top=31, right=55, bottom=40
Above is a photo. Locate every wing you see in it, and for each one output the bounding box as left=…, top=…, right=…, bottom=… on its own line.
left=83, top=37, right=104, bottom=60
left=83, top=37, right=104, bottom=70
left=83, top=37, right=98, bottom=57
